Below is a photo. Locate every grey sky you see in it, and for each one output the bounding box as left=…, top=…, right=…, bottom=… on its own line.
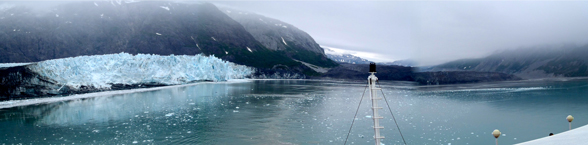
left=213, top=1, right=588, bottom=66
left=4, top=1, right=588, bottom=66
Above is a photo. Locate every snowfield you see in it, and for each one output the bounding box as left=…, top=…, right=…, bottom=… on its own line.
left=28, top=53, right=254, bottom=89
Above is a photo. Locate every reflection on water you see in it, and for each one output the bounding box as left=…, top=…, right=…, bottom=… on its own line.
left=1, top=79, right=588, bottom=144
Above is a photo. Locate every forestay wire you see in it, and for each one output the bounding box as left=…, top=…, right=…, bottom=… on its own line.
left=343, top=84, right=368, bottom=145
left=378, top=82, right=407, bottom=145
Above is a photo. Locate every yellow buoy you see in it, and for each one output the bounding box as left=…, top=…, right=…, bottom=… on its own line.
left=567, top=115, right=574, bottom=130
left=493, top=129, right=501, bottom=138
left=493, top=129, right=501, bottom=145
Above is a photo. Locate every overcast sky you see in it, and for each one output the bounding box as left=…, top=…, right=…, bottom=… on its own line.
left=213, top=1, right=588, bottom=66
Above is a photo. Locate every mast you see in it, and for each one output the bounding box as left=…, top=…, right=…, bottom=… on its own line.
left=368, top=63, right=384, bottom=145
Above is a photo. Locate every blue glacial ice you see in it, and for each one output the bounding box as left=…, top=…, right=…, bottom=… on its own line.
left=28, top=53, right=254, bottom=89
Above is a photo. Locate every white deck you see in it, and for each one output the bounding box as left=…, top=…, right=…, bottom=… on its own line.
left=516, top=124, right=588, bottom=145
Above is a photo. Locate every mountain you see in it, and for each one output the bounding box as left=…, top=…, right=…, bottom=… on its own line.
left=425, top=44, right=588, bottom=79
left=0, top=1, right=319, bottom=77
left=324, top=47, right=372, bottom=64
left=219, top=8, right=338, bottom=68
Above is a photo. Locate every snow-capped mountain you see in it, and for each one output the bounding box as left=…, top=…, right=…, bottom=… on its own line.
left=0, top=53, right=253, bottom=100
left=323, top=47, right=372, bottom=64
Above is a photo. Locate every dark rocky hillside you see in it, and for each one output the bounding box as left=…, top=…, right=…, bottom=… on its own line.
left=0, top=2, right=317, bottom=77
left=319, top=63, right=414, bottom=81
left=318, top=63, right=519, bottom=85
left=220, top=8, right=338, bottom=68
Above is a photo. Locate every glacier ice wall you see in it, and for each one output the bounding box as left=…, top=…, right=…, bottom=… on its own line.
left=28, top=53, right=254, bottom=89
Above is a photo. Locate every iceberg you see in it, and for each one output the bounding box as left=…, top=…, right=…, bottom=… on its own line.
left=28, top=53, right=254, bottom=89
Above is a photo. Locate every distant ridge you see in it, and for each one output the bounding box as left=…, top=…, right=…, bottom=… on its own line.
left=424, top=44, right=588, bottom=79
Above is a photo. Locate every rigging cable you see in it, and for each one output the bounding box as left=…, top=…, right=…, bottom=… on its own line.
left=343, top=84, right=368, bottom=145
left=378, top=81, right=408, bottom=145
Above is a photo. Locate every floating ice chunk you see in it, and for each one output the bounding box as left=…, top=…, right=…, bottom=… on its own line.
left=365, top=115, right=372, bottom=118
left=144, top=111, right=149, bottom=113
left=187, top=131, right=191, bottom=133
left=502, top=134, right=506, bottom=136
left=132, top=141, right=138, bottom=144
left=100, top=14, right=104, bottom=18
left=156, top=33, right=162, bottom=35
left=225, top=51, right=228, bottom=54
left=165, top=113, right=174, bottom=117
left=233, top=110, right=239, bottom=113
left=211, top=37, right=216, bottom=41
left=94, top=2, right=98, bottom=6
left=235, top=106, right=239, bottom=109
left=55, top=14, right=59, bottom=17
left=160, top=6, right=170, bottom=11
left=281, top=37, right=288, bottom=45
left=247, top=47, right=252, bottom=52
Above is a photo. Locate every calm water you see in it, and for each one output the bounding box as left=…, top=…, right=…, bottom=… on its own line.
left=1, top=79, right=588, bottom=145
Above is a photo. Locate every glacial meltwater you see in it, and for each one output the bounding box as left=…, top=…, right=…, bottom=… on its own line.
left=1, top=79, right=588, bottom=145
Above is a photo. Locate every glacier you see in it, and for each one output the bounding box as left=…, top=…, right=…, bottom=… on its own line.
left=27, top=53, right=254, bottom=89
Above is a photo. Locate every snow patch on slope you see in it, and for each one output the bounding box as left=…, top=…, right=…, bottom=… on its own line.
left=293, top=59, right=330, bottom=73
left=0, top=63, right=31, bottom=68
left=160, top=6, right=170, bottom=11
left=28, top=53, right=254, bottom=89
left=281, top=37, right=288, bottom=45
